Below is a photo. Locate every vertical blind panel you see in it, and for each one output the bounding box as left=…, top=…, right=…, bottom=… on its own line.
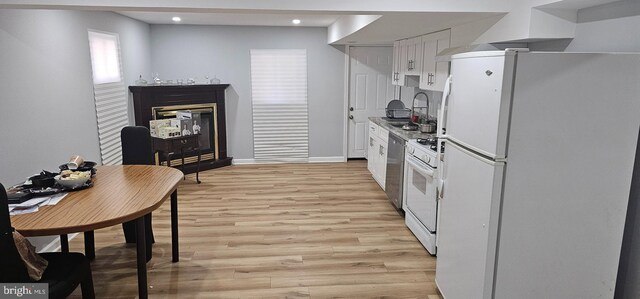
left=89, top=31, right=128, bottom=166
left=251, top=49, right=309, bottom=162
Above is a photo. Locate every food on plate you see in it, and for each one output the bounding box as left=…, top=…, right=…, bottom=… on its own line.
left=59, top=170, right=91, bottom=180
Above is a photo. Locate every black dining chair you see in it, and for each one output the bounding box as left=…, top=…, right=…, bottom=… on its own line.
left=79, top=126, right=155, bottom=262
left=0, top=183, right=95, bottom=299
left=120, top=126, right=155, bottom=261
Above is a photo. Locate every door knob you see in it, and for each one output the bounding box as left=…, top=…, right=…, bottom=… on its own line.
left=349, top=107, right=354, bottom=111
left=349, top=115, right=354, bottom=119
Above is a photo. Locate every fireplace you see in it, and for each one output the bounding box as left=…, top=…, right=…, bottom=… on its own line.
left=129, top=84, right=232, bottom=173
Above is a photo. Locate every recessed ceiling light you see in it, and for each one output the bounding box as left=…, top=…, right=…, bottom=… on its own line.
left=292, top=19, right=301, bottom=25
left=172, top=16, right=181, bottom=22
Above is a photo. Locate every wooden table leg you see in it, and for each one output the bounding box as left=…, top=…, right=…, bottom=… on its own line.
left=84, top=231, right=95, bottom=260
left=181, top=148, right=185, bottom=180
left=171, top=190, right=179, bottom=262
left=196, top=148, right=201, bottom=184
left=59, top=234, right=69, bottom=253
left=135, top=217, right=148, bottom=299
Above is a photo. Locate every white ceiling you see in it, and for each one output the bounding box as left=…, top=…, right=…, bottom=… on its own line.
left=0, top=0, right=622, bottom=44
left=117, top=11, right=343, bottom=27
left=116, top=10, right=502, bottom=45
left=333, top=12, right=504, bottom=45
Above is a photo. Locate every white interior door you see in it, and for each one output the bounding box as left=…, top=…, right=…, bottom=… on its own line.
left=348, top=46, right=394, bottom=158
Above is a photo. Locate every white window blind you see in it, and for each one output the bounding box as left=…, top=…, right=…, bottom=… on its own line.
left=250, top=49, right=309, bottom=162
left=88, top=30, right=128, bottom=165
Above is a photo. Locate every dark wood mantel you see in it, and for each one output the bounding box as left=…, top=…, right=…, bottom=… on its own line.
left=129, top=84, right=232, bottom=172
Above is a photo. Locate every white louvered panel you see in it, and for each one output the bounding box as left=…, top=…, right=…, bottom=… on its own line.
left=251, top=49, right=309, bottom=162
left=93, top=82, right=128, bottom=165
left=89, top=30, right=128, bottom=166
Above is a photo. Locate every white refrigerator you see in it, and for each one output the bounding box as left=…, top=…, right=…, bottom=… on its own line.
left=435, top=50, right=640, bottom=299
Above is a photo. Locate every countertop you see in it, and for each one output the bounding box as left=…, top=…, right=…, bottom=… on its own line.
left=369, top=117, right=436, bottom=142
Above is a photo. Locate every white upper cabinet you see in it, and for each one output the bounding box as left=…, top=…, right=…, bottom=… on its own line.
left=392, top=29, right=451, bottom=91
left=419, top=29, right=450, bottom=91
left=392, top=39, right=407, bottom=86
left=405, top=36, right=422, bottom=76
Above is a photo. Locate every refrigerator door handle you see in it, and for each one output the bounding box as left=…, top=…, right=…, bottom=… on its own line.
left=438, top=75, right=452, bottom=138
left=438, top=178, right=445, bottom=199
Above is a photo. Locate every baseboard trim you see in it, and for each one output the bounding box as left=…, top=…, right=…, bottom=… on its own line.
left=308, top=156, right=345, bottom=163
left=233, top=156, right=345, bottom=165
left=38, top=233, right=78, bottom=253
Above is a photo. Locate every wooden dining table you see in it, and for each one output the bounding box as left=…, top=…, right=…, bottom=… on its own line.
left=10, top=165, right=184, bottom=299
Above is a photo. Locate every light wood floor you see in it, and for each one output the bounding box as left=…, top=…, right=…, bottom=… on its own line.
left=69, top=161, right=440, bottom=298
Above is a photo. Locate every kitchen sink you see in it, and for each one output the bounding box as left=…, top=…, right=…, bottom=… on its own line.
left=388, top=122, right=408, bottom=128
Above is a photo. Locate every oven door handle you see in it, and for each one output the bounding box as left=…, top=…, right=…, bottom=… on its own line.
left=405, top=154, right=435, bottom=178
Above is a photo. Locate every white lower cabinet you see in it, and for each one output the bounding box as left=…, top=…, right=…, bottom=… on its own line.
left=367, top=121, right=388, bottom=190
left=367, top=135, right=378, bottom=176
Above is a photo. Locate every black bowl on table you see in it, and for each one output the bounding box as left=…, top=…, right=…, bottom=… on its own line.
left=30, top=173, right=57, bottom=188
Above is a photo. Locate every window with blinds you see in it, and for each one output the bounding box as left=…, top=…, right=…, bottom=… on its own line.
left=88, top=30, right=128, bottom=165
left=250, top=49, right=309, bottom=162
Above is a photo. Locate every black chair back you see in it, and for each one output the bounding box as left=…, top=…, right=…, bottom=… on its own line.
left=121, top=126, right=154, bottom=166
left=120, top=126, right=156, bottom=255
left=0, top=183, right=32, bottom=281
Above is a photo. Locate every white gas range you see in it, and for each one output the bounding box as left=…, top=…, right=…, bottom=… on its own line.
left=403, top=137, right=442, bottom=255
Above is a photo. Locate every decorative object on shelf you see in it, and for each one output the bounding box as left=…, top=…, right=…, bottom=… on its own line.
left=176, top=110, right=202, bottom=135
left=135, top=75, right=148, bottom=86
left=158, top=126, right=180, bottom=138
left=152, top=72, right=161, bottom=85
left=210, top=75, right=221, bottom=84
left=187, top=78, right=196, bottom=85
left=149, top=119, right=172, bottom=137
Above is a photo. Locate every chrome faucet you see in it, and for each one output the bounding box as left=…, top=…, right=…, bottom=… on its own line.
left=412, top=92, right=429, bottom=123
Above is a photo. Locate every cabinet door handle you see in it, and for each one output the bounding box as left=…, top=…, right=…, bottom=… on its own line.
left=370, top=137, right=374, bottom=147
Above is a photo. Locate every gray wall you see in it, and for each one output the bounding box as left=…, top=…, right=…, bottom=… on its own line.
left=566, top=0, right=640, bottom=52
left=149, top=25, right=345, bottom=160
left=0, top=9, right=150, bottom=184
left=559, top=2, right=640, bottom=298
left=0, top=9, right=150, bottom=250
